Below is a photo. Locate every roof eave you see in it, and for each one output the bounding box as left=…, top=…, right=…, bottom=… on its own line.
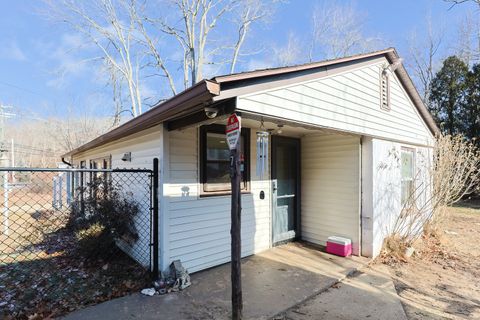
left=63, top=79, right=220, bottom=158
left=384, top=51, right=441, bottom=136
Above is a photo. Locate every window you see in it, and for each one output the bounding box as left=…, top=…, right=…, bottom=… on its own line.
left=89, top=156, right=112, bottom=196
left=401, top=148, right=415, bottom=205
left=200, top=124, right=250, bottom=194
left=380, top=70, right=391, bottom=111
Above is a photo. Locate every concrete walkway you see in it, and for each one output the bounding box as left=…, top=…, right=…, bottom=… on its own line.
left=62, top=243, right=404, bottom=320
left=279, top=265, right=407, bottom=320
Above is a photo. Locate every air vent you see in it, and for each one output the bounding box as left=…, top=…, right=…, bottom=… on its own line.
left=380, top=71, right=391, bottom=111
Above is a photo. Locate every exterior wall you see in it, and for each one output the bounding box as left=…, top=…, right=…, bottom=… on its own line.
left=164, top=126, right=271, bottom=273
left=236, top=57, right=434, bottom=147
left=361, top=137, right=433, bottom=257
left=301, top=134, right=361, bottom=254
left=71, top=125, right=162, bottom=267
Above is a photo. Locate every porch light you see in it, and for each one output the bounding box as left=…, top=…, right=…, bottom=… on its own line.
left=276, top=124, right=284, bottom=134
left=121, top=152, right=132, bottom=162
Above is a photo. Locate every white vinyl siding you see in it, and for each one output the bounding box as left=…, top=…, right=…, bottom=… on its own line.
left=361, top=138, right=433, bottom=257
left=301, top=134, right=360, bottom=255
left=236, top=59, right=433, bottom=147
left=71, top=125, right=162, bottom=267
left=165, top=127, right=271, bottom=273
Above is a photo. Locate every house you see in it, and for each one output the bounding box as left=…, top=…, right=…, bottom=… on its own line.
left=62, top=48, right=438, bottom=274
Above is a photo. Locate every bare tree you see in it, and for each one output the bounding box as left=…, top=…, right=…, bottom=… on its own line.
left=407, top=14, right=445, bottom=104
left=383, top=135, right=480, bottom=257
left=273, top=32, right=305, bottom=67
left=5, top=112, right=110, bottom=167
left=229, top=0, right=275, bottom=73
left=46, top=0, right=152, bottom=118
left=309, top=2, right=384, bottom=61
left=46, top=0, right=277, bottom=123
left=445, top=0, right=480, bottom=9
left=453, top=12, right=480, bottom=65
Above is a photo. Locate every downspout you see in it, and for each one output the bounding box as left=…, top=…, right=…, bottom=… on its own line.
left=359, top=136, right=363, bottom=257
left=61, top=157, right=72, bottom=167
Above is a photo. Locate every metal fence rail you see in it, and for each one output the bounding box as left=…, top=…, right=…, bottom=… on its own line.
left=0, top=161, right=157, bottom=319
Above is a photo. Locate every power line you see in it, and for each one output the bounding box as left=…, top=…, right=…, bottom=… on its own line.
left=0, top=80, right=49, bottom=99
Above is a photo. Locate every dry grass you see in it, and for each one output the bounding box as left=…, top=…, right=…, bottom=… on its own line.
left=386, top=201, right=480, bottom=319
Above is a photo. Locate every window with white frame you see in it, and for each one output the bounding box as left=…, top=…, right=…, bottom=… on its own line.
left=401, top=148, right=415, bottom=205
left=380, top=70, right=391, bottom=111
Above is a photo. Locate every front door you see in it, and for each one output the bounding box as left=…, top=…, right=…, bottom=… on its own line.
left=271, top=136, right=300, bottom=244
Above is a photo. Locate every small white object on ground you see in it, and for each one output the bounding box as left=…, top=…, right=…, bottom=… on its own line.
left=141, top=288, right=156, bottom=296
left=444, top=230, right=458, bottom=235
left=405, top=247, right=415, bottom=258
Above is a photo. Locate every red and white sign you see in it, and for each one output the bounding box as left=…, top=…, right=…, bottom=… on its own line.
left=226, top=114, right=241, bottom=150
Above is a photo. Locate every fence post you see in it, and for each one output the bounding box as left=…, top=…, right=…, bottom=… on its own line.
left=53, top=176, right=57, bottom=209
left=152, top=158, right=159, bottom=280
left=59, top=174, right=63, bottom=209
left=80, top=172, right=84, bottom=215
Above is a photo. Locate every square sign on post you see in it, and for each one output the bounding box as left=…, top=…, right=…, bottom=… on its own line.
left=226, top=114, right=241, bottom=150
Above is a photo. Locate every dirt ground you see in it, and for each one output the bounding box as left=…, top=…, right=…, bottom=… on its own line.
left=387, top=201, right=480, bottom=319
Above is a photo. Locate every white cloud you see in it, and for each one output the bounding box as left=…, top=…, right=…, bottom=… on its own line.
left=39, top=33, right=95, bottom=89
left=0, top=41, right=27, bottom=61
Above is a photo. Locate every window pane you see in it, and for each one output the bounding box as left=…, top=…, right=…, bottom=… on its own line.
left=202, top=126, right=248, bottom=193
left=401, top=180, right=414, bottom=205
left=401, top=149, right=414, bottom=205
left=206, top=162, right=230, bottom=185
left=206, top=133, right=230, bottom=161
left=401, top=150, right=414, bottom=180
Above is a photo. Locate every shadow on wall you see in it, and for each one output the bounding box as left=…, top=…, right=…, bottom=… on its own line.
left=165, top=183, right=270, bottom=274
left=374, top=145, right=402, bottom=251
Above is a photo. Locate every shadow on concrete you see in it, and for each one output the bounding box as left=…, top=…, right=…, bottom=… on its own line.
left=63, top=242, right=369, bottom=320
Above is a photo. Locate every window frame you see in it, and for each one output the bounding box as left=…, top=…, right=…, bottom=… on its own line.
left=199, top=124, right=250, bottom=196
left=89, top=155, right=112, bottom=197
left=400, top=147, right=415, bottom=206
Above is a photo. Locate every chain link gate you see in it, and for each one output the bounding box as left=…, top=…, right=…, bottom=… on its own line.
left=0, top=159, right=158, bottom=319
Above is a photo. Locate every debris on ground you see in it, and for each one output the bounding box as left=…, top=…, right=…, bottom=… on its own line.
left=404, top=246, right=415, bottom=258
left=387, top=202, right=480, bottom=319
left=444, top=230, right=458, bottom=235
left=140, top=288, right=156, bottom=296
left=140, top=260, right=191, bottom=296
left=0, top=230, right=149, bottom=320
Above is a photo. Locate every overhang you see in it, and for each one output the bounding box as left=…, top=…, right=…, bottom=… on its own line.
left=64, top=47, right=439, bottom=158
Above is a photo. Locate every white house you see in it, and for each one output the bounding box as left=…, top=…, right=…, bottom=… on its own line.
left=63, top=48, right=438, bottom=273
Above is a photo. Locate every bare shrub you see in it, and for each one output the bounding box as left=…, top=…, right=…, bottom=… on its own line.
left=384, top=135, right=480, bottom=258
left=68, top=177, right=140, bottom=259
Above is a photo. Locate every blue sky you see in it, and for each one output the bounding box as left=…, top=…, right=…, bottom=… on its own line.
left=0, top=0, right=476, bottom=121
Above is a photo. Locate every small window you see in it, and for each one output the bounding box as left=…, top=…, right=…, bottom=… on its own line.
left=401, top=148, right=415, bottom=205
left=200, top=124, right=250, bottom=195
left=380, top=71, right=391, bottom=111
left=89, top=156, right=112, bottom=183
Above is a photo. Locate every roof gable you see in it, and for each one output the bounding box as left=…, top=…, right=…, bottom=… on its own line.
left=64, top=48, right=438, bottom=157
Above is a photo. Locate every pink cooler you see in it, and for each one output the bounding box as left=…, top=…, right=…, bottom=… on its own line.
left=326, top=236, right=352, bottom=257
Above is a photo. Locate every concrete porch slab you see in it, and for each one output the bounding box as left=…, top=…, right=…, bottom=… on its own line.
left=62, top=242, right=369, bottom=320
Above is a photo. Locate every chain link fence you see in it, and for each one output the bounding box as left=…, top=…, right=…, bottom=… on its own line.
left=0, top=165, right=157, bottom=319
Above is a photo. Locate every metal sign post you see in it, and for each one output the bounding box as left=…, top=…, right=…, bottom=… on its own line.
left=226, top=113, right=243, bottom=320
